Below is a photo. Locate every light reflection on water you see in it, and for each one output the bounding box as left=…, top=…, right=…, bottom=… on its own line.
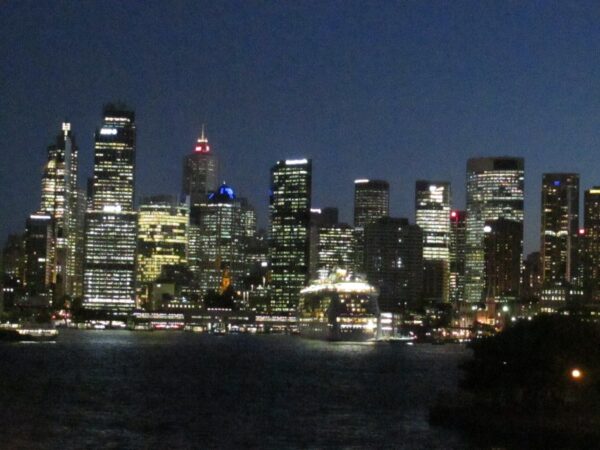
left=0, top=330, right=474, bottom=449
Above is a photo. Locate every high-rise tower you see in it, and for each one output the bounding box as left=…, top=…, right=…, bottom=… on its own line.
left=353, top=179, right=389, bottom=228
left=269, top=159, right=312, bottom=313
left=465, top=157, right=524, bottom=303
left=353, top=179, right=389, bottom=272
left=136, top=196, right=188, bottom=306
left=182, top=126, right=218, bottom=222
left=449, top=210, right=466, bottom=305
left=39, top=122, right=79, bottom=303
left=415, top=180, right=451, bottom=304
left=540, top=174, right=579, bottom=287
left=84, top=104, right=137, bottom=312
left=584, top=188, right=600, bottom=302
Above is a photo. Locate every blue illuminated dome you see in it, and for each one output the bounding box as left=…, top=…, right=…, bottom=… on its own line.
left=208, top=183, right=236, bottom=203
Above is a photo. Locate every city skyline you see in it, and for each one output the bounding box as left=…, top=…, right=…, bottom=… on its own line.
left=3, top=2, right=600, bottom=255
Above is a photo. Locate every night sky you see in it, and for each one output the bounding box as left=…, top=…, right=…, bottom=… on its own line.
left=2, top=1, right=600, bottom=254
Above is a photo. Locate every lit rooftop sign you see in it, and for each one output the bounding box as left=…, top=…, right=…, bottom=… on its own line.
left=100, top=128, right=118, bottom=136
left=354, top=179, right=370, bottom=184
left=285, top=159, right=308, bottom=165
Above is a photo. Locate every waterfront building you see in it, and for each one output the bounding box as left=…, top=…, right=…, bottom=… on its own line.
left=540, top=174, right=579, bottom=303
left=464, top=157, right=524, bottom=303
left=136, top=196, right=188, bottom=306
left=39, top=123, right=80, bottom=303
left=483, top=219, right=522, bottom=303
left=449, top=210, right=466, bottom=305
left=364, top=217, right=423, bottom=312
left=269, top=159, right=312, bottom=313
left=415, top=180, right=451, bottom=304
left=83, top=105, right=137, bottom=312
left=23, top=214, right=52, bottom=303
left=197, top=184, right=244, bottom=296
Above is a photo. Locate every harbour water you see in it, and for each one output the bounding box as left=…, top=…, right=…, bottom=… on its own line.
left=0, top=330, right=474, bottom=449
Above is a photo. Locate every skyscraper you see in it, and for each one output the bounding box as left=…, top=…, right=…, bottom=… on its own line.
left=415, top=180, right=451, bottom=303
left=465, top=157, right=524, bottom=303
left=584, top=188, right=600, bottom=302
left=540, top=174, right=579, bottom=288
left=23, top=214, right=52, bottom=302
left=353, top=179, right=389, bottom=272
left=353, top=179, right=389, bottom=228
left=449, top=210, right=466, bottom=305
left=364, top=217, right=423, bottom=312
left=39, top=122, right=79, bottom=303
left=84, top=105, right=137, bottom=312
left=182, top=127, right=218, bottom=222
left=197, top=184, right=244, bottom=296
left=136, top=196, right=188, bottom=306
left=483, top=219, right=522, bottom=302
left=315, top=223, right=355, bottom=280
left=269, top=159, right=312, bottom=313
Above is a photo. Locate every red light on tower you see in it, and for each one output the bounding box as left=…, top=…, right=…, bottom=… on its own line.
left=450, top=211, right=457, bottom=218
left=194, top=125, right=210, bottom=153
left=579, top=228, right=586, bottom=235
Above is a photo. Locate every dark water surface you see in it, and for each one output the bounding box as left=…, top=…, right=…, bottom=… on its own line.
left=0, top=330, right=474, bottom=449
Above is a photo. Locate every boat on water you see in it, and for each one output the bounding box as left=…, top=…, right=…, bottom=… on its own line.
left=0, top=324, right=58, bottom=342
left=298, top=270, right=379, bottom=342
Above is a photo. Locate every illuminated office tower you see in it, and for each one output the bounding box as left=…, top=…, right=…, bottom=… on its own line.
left=315, top=224, right=355, bottom=280
left=39, top=123, right=79, bottom=303
left=84, top=105, right=137, bottom=312
left=354, top=179, right=389, bottom=272
left=197, top=184, right=244, bottom=295
left=354, top=180, right=389, bottom=228
left=483, top=219, right=522, bottom=302
left=309, top=207, right=338, bottom=278
left=269, top=159, right=312, bottom=313
left=584, top=188, right=600, bottom=301
left=540, top=174, right=579, bottom=288
left=415, top=181, right=451, bottom=304
left=182, top=126, right=218, bottom=222
left=182, top=128, right=218, bottom=289
left=136, top=196, right=188, bottom=305
left=23, top=214, right=52, bottom=301
left=364, top=217, right=423, bottom=312
left=464, top=157, right=524, bottom=303
left=68, top=189, right=87, bottom=298
left=449, top=210, right=466, bottom=305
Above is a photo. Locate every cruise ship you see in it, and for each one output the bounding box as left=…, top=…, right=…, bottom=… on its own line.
left=298, top=270, right=379, bottom=341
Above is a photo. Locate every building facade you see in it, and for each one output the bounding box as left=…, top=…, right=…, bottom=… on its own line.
left=449, top=210, right=466, bottom=305
left=136, top=196, right=188, bottom=306
left=364, top=217, right=423, bottom=312
left=84, top=105, right=137, bottom=312
left=415, top=180, right=451, bottom=304
left=464, top=157, right=524, bottom=303
left=39, top=123, right=80, bottom=303
left=540, top=174, right=579, bottom=301
left=197, top=184, right=245, bottom=296
left=269, top=159, right=312, bottom=313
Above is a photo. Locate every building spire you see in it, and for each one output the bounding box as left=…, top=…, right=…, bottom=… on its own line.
left=194, top=125, right=210, bottom=153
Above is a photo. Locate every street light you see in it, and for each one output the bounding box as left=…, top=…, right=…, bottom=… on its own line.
left=571, top=368, right=583, bottom=380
